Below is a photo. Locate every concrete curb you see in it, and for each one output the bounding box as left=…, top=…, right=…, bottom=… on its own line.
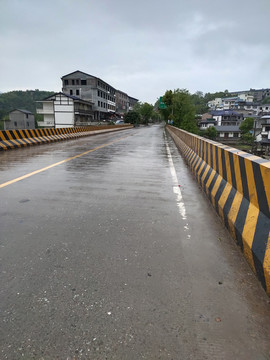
left=167, top=125, right=270, bottom=295
left=0, top=125, right=132, bottom=151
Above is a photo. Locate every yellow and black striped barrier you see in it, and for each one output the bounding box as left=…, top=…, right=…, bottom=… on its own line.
left=0, top=125, right=132, bottom=151
left=167, top=125, right=270, bottom=295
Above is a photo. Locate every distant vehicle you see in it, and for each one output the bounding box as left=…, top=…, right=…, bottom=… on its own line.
left=115, top=120, right=125, bottom=124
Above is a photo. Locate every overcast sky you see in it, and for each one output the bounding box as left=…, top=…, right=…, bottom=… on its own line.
left=1, top=0, right=270, bottom=104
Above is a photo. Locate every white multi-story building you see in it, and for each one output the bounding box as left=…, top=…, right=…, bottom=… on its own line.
left=36, top=92, right=94, bottom=128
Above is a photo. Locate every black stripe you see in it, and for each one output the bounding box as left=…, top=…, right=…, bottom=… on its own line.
left=229, top=152, right=237, bottom=189
left=194, top=158, right=204, bottom=174
left=198, top=162, right=208, bottom=185
left=9, top=131, right=17, bottom=140
left=214, top=178, right=227, bottom=213
left=15, top=130, right=23, bottom=139
left=208, top=172, right=219, bottom=194
left=203, top=167, right=213, bottom=188
left=191, top=154, right=200, bottom=168
left=234, top=197, right=249, bottom=250
left=22, top=130, right=29, bottom=138
left=252, top=162, right=270, bottom=218
left=205, top=142, right=208, bottom=162
left=238, top=157, right=249, bottom=201
left=215, top=146, right=219, bottom=174
left=223, top=187, right=237, bottom=228
left=6, top=139, right=20, bottom=148
left=221, top=148, right=227, bottom=181
left=210, top=144, right=213, bottom=169
left=1, top=131, right=10, bottom=140
left=252, top=212, right=269, bottom=290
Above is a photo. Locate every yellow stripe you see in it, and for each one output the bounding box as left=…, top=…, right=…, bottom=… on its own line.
left=18, top=130, right=26, bottom=139
left=224, top=151, right=232, bottom=186
left=217, top=182, right=232, bottom=221
left=260, top=163, right=270, bottom=215
left=242, top=203, right=259, bottom=274
left=21, top=138, right=34, bottom=145
left=0, top=135, right=130, bottom=189
left=233, top=153, right=243, bottom=194
left=194, top=156, right=202, bottom=172
left=3, top=140, right=16, bottom=148
left=263, top=232, right=270, bottom=294
left=244, top=157, right=259, bottom=209
left=0, top=132, right=6, bottom=141
left=9, top=139, right=22, bottom=147
left=205, top=169, right=216, bottom=197
left=212, top=144, right=216, bottom=172
left=6, top=131, right=14, bottom=140
left=227, top=191, right=243, bottom=240
left=201, top=164, right=210, bottom=183
left=210, top=175, right=222, bottom=207
left=197, top=160, right=206, bottom=178
left=0, top=142, right=7, bottom=150
left=13, top=131, right=20, bottom=140
left=208, top=143, right=211, bottom=167
left=217, top=147, right=223, bottom=178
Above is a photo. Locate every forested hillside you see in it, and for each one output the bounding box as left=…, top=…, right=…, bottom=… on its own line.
left=0, top=90, right=55, bottom=120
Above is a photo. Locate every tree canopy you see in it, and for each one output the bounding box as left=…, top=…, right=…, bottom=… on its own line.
left=239, top=117, right=254, bottom=134
left=0, top=90, right=55, bottom=120
left=159, top=89, right=198, bottom=134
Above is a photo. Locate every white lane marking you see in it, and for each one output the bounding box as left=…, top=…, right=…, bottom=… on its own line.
left=165, top=139, right=187, bottom=220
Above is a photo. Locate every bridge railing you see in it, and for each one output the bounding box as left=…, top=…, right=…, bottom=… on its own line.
left=0, top=125, right=131, bottom=151
left=167, top=125, right=270, bottom=295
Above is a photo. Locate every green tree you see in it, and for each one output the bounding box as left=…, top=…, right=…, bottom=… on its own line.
left=205, top=126, right=217, bottom=139
left=172, top=89, right=198, bottom=133
left=124, top=110, right=141, bottom=125
left=159, top=90, right=173, bottom=121
left=190, top=91, right=208, bottom=114
left=262, top=96, right=270, bottom=104
left=140, top=102, right=154, bottom=124
left=239, top=117, right=254, bottom=134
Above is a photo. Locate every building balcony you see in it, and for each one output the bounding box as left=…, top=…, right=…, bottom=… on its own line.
left=74, top=109, right=93, bottom=115
left=37, top=109, right=54, bottom=115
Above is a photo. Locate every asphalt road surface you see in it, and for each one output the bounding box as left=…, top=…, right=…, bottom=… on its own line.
left=1, top=124, right=270, bottom=359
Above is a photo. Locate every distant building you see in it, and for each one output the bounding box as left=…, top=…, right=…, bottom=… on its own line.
left=4, top=109, right=35, bottom=130
left=211, top=110, right=243, bottom=126
left=128, top=96, right=139, bottom=111
left=115, top=90, right=129, bottom=116
left=215, top=125, right=241, bottom=141
left=230, top=88, right=270, bottom=102
left=61, top=70, right=138, bottom=121
left=36, top=92, right=94, bottom=128
left=253, top=115, right=270, bottom=144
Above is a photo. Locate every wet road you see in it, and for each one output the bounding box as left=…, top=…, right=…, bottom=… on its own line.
left=1, top=124, right=270, bottom=359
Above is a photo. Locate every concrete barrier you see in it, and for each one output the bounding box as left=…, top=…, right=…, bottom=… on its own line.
left=167, top=125, right=270, bottom=295
left=0, top=125, right=132, bottom=151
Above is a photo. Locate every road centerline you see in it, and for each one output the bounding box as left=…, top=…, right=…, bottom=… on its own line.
left=0, top=135, right=130, bottom=189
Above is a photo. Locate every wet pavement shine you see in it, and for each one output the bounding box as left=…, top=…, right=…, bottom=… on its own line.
left=0, top=124, right=270, bottom=359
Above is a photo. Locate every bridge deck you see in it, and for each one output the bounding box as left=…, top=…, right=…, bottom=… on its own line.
left=0, top=124, right=269, bottom=359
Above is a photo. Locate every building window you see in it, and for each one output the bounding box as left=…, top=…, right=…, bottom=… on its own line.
left=76, top=79, right=79, bottom=85
left=98, top=101, right=100, bottom=106
left=81, top=80, right=86, bottom=85
left=14, top=122, right=17, bottom=127
left=64, top=80, right=68, bottom=85
left=26, top=114, right=28, bottom=118
left=70, top=90, right=73, bottom=95
left=76, top=90, right=79, bottom=96
left=72, top=80, right=75, bottom=85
